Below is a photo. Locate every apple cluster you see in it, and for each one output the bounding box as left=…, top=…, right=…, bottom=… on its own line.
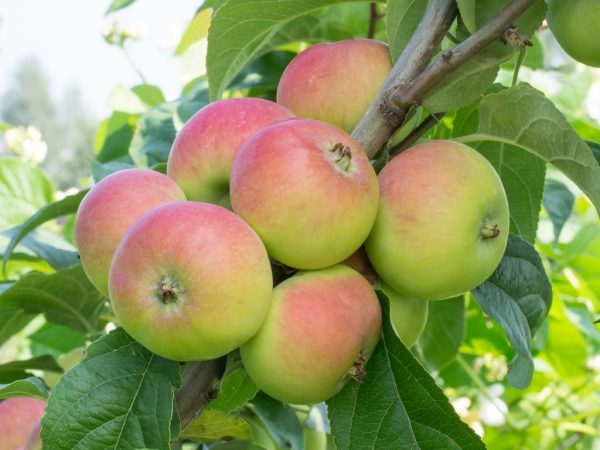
left=75, top=39, right=509, bottom=405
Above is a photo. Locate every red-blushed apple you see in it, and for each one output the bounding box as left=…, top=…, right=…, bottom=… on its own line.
left=365, top=140, right=509, bottom=300
left=277, top=39, right=392, bottom=132
left=0, top=397, right=45, bottom=450
left=241, top=264, right=381, bottom=404
left=108, top=201, right=273, bottom=361
left=167, top=98, right=294, bottom=206
left=230, top=118, right=379, bottom=270
left=75, top=169, right=186, bottom=297
left=380, top=282, right=428, bottom=348
left=24, top=422, right=42, bottom=450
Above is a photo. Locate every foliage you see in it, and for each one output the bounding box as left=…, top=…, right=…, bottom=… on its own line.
left=1, top=1, right=599, bottom=449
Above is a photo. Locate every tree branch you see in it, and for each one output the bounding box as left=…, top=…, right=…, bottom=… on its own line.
left=389, top=111, right=446, bottom=158
left=392, top=0, right=538, bottom=122
left=352, top=0, right=457, bottom=157
left=175, top=358, right=227, bottom=430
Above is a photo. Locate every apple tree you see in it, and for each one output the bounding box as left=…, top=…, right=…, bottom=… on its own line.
left=1, top=0, right=600, bottom=449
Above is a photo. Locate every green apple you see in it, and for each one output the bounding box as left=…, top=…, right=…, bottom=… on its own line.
left=230, top=118, right=379, bottom=270
left=380, top=282, right=428, bottom=348
left=241, top=265, right=381, bottom=404
left=277, top=39, right=392, bottom=132
left=547, top=0, right=600, bottom=67
left=109, top=201, right=273, bottom=361
left=365, top=140, right=509, bottom=300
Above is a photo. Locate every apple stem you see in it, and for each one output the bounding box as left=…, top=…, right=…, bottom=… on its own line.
left=348, top=352, right=367, bottom=383
left=481, top=222, right=500, bottom=239
left=158, top=277, right=181, bottom=304
left=330, top=142, right=353, bottom=171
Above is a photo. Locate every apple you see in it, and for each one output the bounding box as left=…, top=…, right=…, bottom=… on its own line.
left=547, top=0, right=600, bottom=67
left=24, top=422, right=42, bottom=450
left=167, top=98, right=294, bottom=207
left=108, top=201, right=273, bottom=361
left=0, top=397, right=45, bottom=450
left=230, top=118, right=379, bottom=270
left=380, top=282, right=428, bottom=348
left=241, top=264, right=381, bottom=404
left=277, top=39, right=392, bottom=132
left=75, top=168, right=186, bottom=297
left=365, top=140, right=509, bottom=300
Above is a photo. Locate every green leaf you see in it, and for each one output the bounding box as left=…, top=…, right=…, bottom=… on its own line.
left=0, top=121, right=12, bottom=132
left=95, top=112, right=137, bottom=163
left=129, top=103, right=178, bottom=167
left=0, top=307, right=35, bottom=347
left=457, top=0, right=477, bottom=33
left=28, top=323, right=87, bottom=359
left=209, top=368, right=259, bottom=413
left=211, top=443, right=267, bottom=450
left=41, top=328, right=181, bottom=450
left=327, top=292, right=485, bottom=450
left=206, top=0, right=369, bottom=100
left=472, top=234, right=552, bottom=389
left=464, top=84, right=600, bottom=215
left=176, top=9, right=212, bottom=56
left=0, top=377, right=49, bottom=400
left=105, top=0, right=136, bottom=14
left=182, top=409, right=252, bottom=442
left=0, top=355, right=62, bottom=383
left=542, top=295, right=587, bottom=382
left=0, top=265, right=106, bottom=334
left=250, top=392, right=304, bottom=450
left=10, top=231, right=79, bottom=271
left=0, top=157, right=53, bottom=230
left=386, top=0, right=427, bottom=61
left=418, top=296, right=465, bottom=371
left=471, top=0, right=546, bottom=36
left=91, top=158, right=134, bottom=182
left=2, top=189, right=88, bottom=274
left=543, top=179, right=575, bottom=243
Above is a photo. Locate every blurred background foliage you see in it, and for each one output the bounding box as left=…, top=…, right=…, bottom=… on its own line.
left=0, top=1, right=599, bottom=449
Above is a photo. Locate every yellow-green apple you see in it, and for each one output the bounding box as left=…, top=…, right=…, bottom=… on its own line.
left=230, top=118, right=379, bottom=270
left=277, top=39, right=392, bottom=132
left=380, top=282, right=428, bottom=348
left=0, top=397, right=45, bottom=450
left=108, top=201, right=273, bottom=361
left=75, top=169, right=185, bottom=296
left=547, top=0, right=600, bottom=67
left=24, top=422, right=42, bottom=450
left=365, top=140, right=509, bottom=300
left=167, top=98, right=294, bottom=206
left=241, top=264, right=381, bottom=404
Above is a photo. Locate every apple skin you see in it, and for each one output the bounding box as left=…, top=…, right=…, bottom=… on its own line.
left=547, top=0, right=600, bottom=67
left=241, top=264, right=381, bottom=405
left=108, top=201, right=273, bottom=361
left=380, top=282, right=428, bottom=348
left=277, top=39, right=392, bottom=132
left=365, top=140, right=509, bottom=300
left=167, top=98, right=294, bottom=206
left=75, top=169, right=186, bottom=297
left=230, top=118, right=379, bottom=270
left=0, top=397, right=45, bottom=450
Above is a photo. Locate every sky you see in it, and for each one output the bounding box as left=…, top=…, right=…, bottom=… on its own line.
left=0, top=0, right=201, bottom=118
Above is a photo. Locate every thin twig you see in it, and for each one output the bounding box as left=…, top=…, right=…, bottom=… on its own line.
left=389, top=111, right=446, bottom=157
left=367, top=3, right=384, bottom=39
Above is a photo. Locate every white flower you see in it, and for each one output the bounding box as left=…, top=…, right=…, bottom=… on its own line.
left=3, top=125, right=48, bottom=165
left=478, top=383, right=508, bottom=427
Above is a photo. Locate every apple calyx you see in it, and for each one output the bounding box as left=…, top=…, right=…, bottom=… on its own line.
left=157, top=276, right=182, bottom=305
left=329, top=142, right=353, bottom=172
left=347, top=352, right=367, bottom=383
left=480, top=220, right=501, bottom=239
